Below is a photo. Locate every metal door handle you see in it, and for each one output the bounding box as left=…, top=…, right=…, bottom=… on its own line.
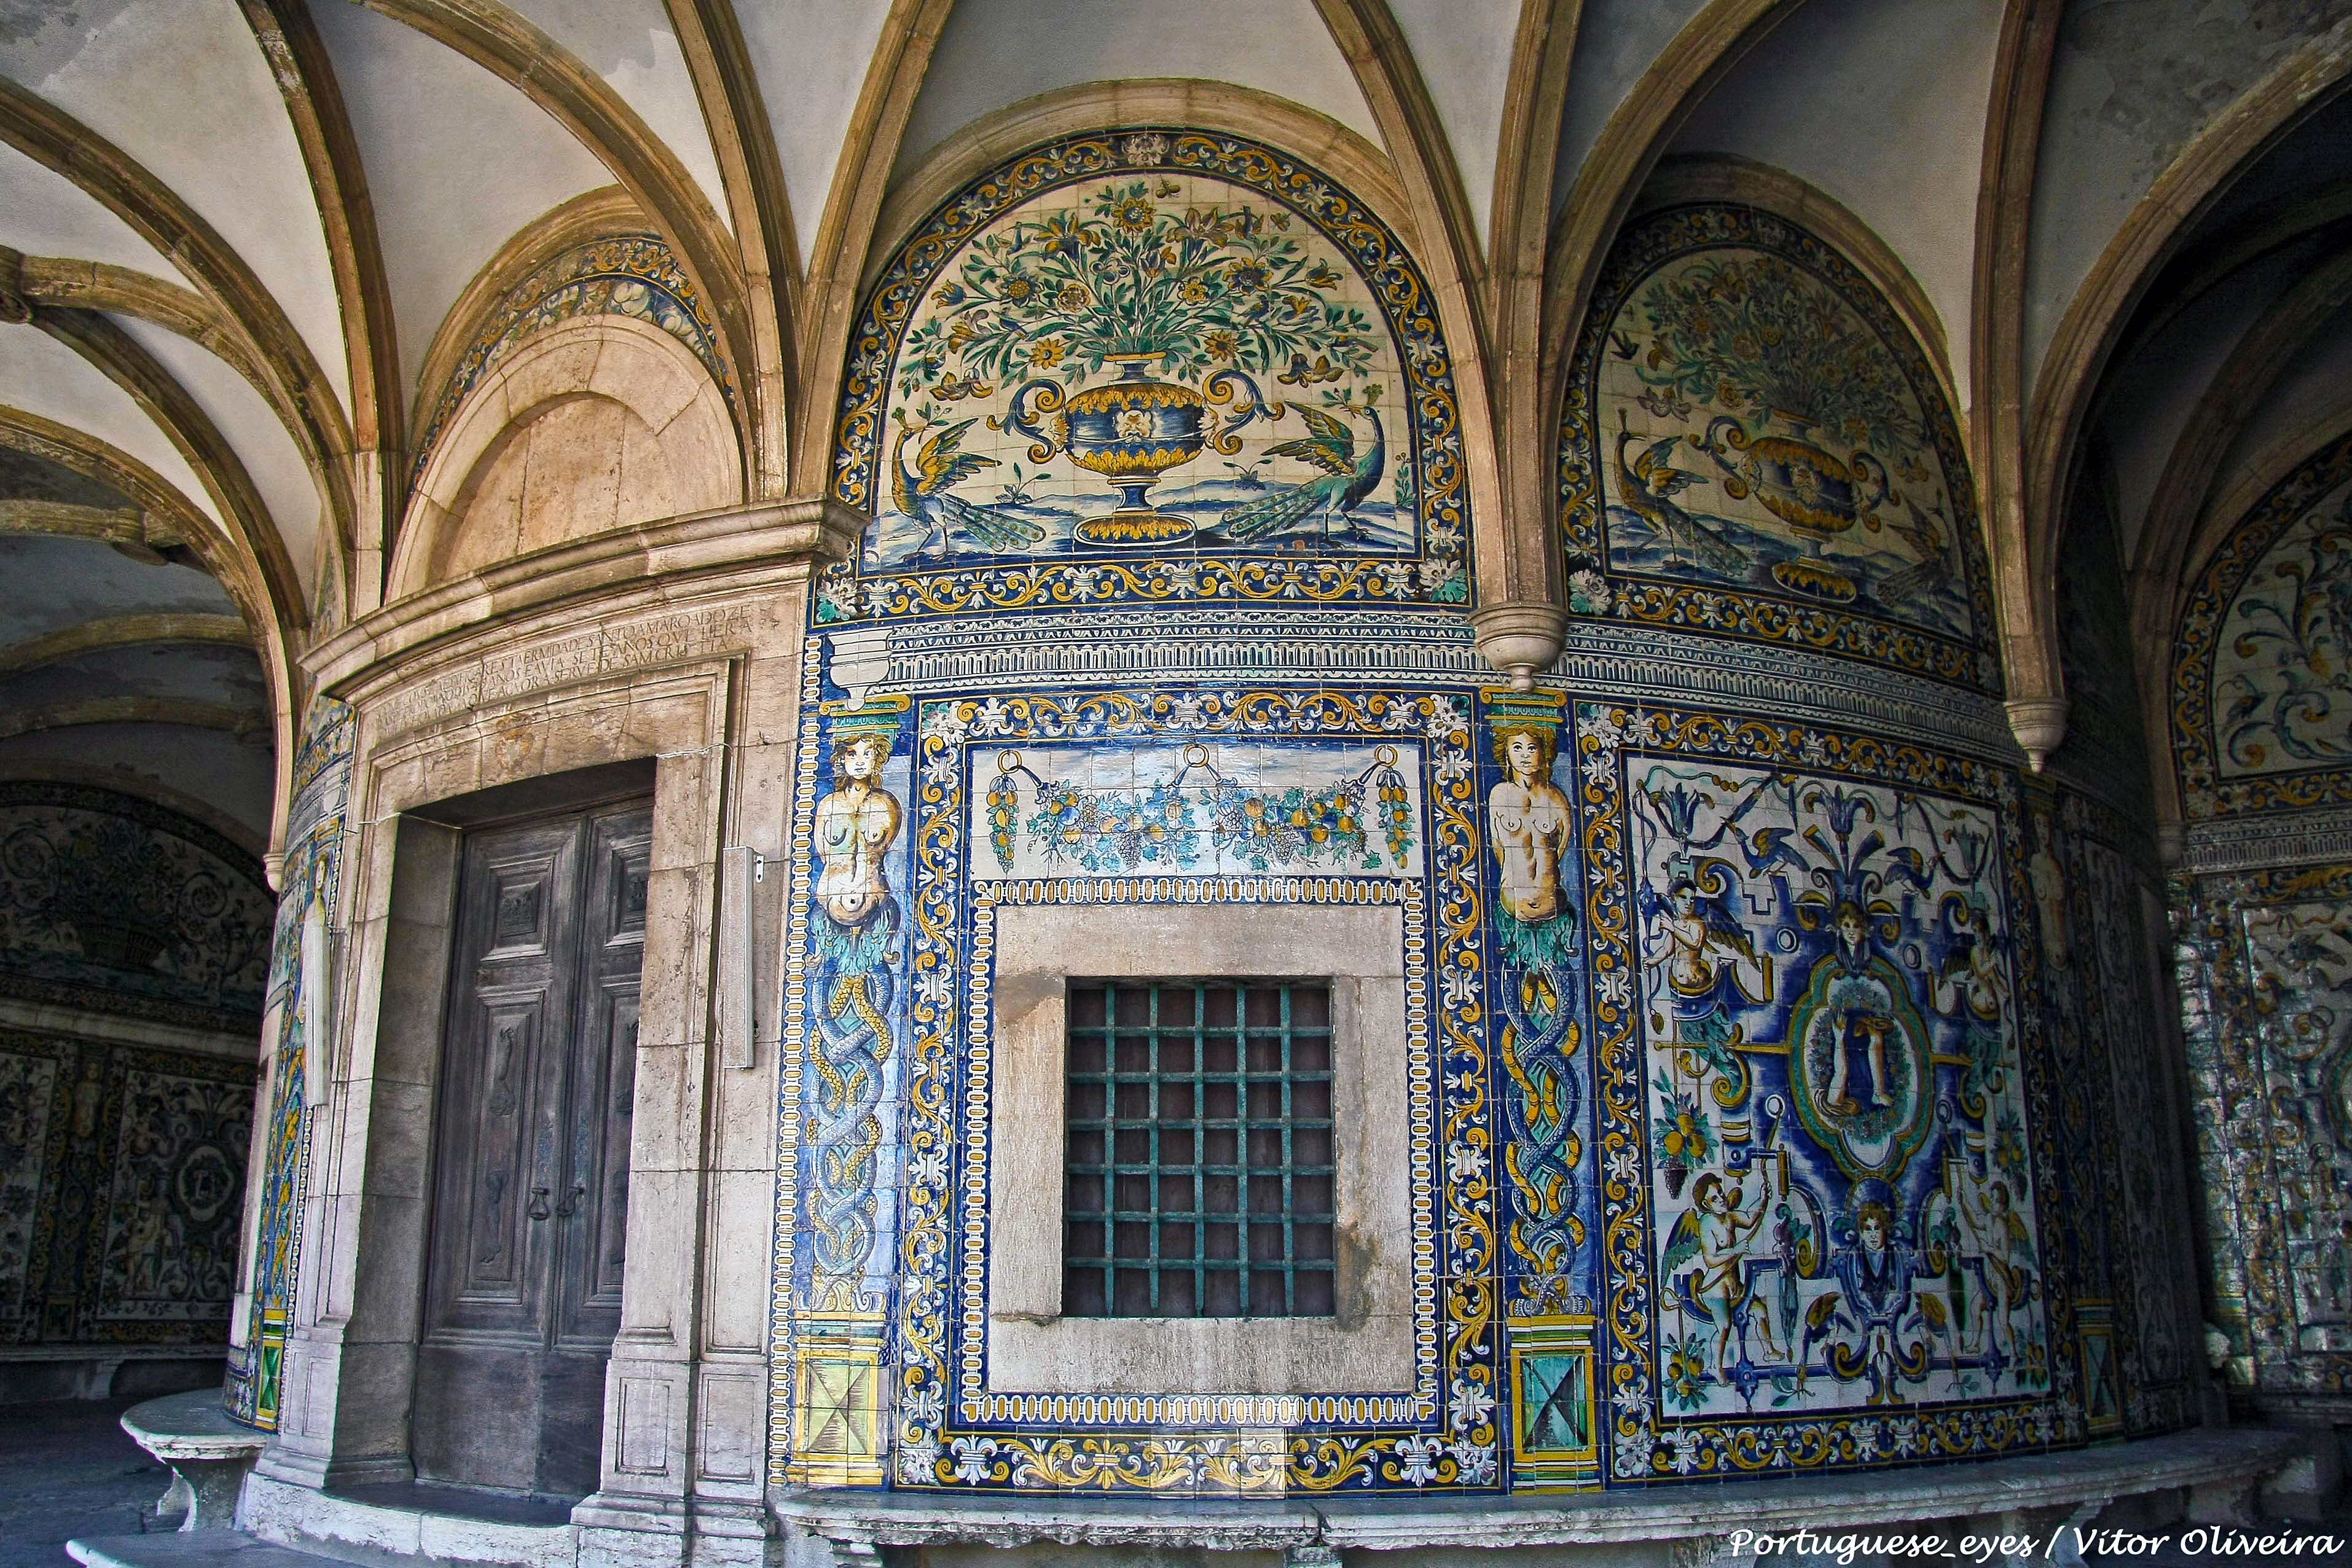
left=554, top=1182, right=585, bottom=1218
left=527, top=1186, right=551, bottom=1220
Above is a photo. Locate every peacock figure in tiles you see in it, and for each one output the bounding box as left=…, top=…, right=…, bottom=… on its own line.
left=1613, top=409, right=1744, bottom=578
left=1218, top=385, right=1386, bottom=544
left=889, top=404, right=1046, bottom=558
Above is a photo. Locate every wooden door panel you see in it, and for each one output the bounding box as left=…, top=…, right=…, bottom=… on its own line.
left=414, top=1343, right=539, bottom=1492
left=555, top=809, right=648, bottom=1350
left=416, top=798, right=649, bottom=1497
left=450, top=994, right=545, bottom=1304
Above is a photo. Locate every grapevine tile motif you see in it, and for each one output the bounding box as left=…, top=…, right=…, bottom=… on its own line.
left=407, top=232, right=733, bottom=495
left=1580, top=702, right=2079, bottom=1477
left=225, top=696, right=353, bottom=1428
left=2173, top=426, right=2352, bottom=821
left=825, top=129, right=1470, bottom=624
left=1559, top=206, right=1999, bottom=694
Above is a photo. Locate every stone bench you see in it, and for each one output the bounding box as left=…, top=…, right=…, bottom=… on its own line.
left=120, top=1389, right=269, bottom=1532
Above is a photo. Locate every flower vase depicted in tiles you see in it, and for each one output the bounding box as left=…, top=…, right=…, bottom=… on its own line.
left=830, top=130, right=1472, bottom=621
left=1561, top=206, right=1996, bottom=691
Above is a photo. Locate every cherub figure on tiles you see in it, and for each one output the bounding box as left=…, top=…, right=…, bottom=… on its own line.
left=1932, top=891, right=2012, bottom=1101
left=1823, top=1181, right=1929, bottom=1406
left=1630, top=759, right=2047, bottom=1421
left=1661, top=1169, right=1788, bottom=1378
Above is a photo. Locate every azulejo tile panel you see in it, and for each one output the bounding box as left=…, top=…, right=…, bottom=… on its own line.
left=2173, top=425, right=2352, bottom=820
left=0, top=782, right=275, bottom=1032
left=769, top=662, right=2145, bottom=1491
left=225, top=696, right=352, bottom=1429
left=1558, top=205, right=1998, bottom=694
left=1580, top=704, right=2076, bottom=1477
left=2176, top=858, right=2352, bottom=1396
left=2166, top=421, right=2352, bottom=1411
left=0, top=1032, right=255, bottom=1348
left=770, top=122, right=2190, bottom=1499
left=409, top=232, right=732, bottom=494
left=823, top=128, right=1470, bottom=625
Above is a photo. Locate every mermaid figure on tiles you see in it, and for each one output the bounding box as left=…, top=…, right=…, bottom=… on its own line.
left=1634, top=762, right=2047, bottom=1417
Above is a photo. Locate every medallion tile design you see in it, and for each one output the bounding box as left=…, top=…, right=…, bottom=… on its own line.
left=1581, top=704, right=2069, bottom=1476
left=1559, top=205, right=1997, bottom=692
left=0, top=1032, right=254, bottom=1347
left=826, top=129, right=1470, bottom=624
left=761, top=125, right=2180, bottom=1499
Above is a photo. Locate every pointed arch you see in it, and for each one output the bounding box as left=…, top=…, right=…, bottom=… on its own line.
left=0, top=76, right=356, bottom=599
left=1969, top=0, right=2063, bottom=764
left=791, top=0, right=959, bottom=498
left=2028, top=18, right=2352, bottom=700
left=1315, top=0, right=1515, bottom=650
left=0, top=405, right=300, bottom=874
left=666, top=0, right=803, bottom=499
left=355, top=0, right=763, bottom=496
left=237, top=0, right=404, bottom=619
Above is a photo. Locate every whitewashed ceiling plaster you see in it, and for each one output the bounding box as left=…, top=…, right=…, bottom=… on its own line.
left=0, top=0, right=2342, bottom=847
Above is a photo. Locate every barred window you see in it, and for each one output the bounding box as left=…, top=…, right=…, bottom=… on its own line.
left=1062, top=979, right=1336, bottom=1318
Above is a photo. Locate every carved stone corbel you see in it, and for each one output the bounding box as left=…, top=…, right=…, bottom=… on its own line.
left=2004, top=696, right=2068, bottom=774
left=1470, top=600, right=1567, bottom=692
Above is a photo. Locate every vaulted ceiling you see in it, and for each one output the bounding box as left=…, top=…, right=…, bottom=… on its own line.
left=3, top=0, right=2348, bottom=862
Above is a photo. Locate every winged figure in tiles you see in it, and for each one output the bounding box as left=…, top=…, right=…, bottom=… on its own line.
left=890, top=406, right=1046, bottom=559
left=1628, top=759, right=2050, bottom=1421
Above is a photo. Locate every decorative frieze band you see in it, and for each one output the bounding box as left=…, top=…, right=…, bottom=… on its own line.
left=369, top=603, right=757, bottom=739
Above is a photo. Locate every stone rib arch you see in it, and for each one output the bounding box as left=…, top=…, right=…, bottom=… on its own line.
left=2030, top=22, right=2352, bottom=681
left=390, top=315, right=740, bottom=599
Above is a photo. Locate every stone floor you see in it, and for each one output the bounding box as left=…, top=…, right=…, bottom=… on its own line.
left=3, top=1400, right=2352, bottom=1568
left=0, top=1398, right=175, bottom=1568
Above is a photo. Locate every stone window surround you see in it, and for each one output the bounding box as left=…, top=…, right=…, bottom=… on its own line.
left=987, top=900, right=1415, bottom=1397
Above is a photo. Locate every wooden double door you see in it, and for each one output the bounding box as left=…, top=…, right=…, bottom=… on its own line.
left=414, top=799, right=651, bottom=1497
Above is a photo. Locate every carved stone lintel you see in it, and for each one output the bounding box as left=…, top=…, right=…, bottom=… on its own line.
left=2004, top=697, right=2068, bottom=773
left=1469, top=601, right=1568, bottom=692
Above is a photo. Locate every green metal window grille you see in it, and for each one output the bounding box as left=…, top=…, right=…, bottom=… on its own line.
left=1063, top=979, right=1336, bottom=1318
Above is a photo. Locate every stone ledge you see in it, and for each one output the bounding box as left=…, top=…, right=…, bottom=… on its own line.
left=770, top=1428, right=2304, bottom=1552
left=241, top=1472, right=580, bottom=1568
